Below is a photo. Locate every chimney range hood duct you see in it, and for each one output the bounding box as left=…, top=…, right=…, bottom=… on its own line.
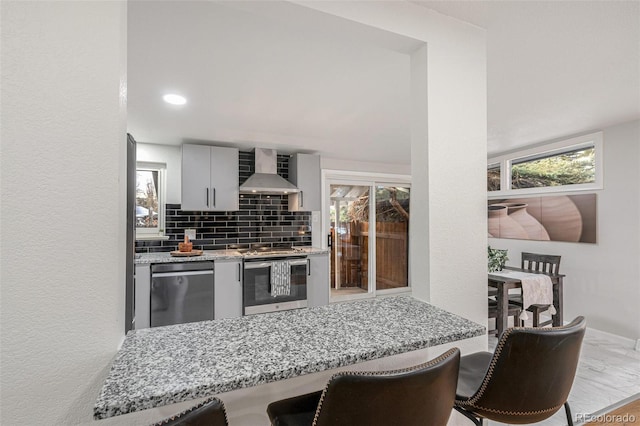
left=239, top=148, right=299, bottom=194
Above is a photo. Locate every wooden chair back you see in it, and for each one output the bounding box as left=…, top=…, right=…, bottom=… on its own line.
left=521, top=252, right=561, bottom=275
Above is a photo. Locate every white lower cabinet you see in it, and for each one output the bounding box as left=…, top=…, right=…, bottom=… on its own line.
left=307, top=253, right=329, bottom=307
left=134, top=264, right=151, bottom=329
left=215, top=259, right=243, bottom=319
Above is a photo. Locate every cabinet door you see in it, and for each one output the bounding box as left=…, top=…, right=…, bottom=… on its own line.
left=134, top=264, right=151, bottom=329
left=182, top=144, right=212, bottom=210
left=288, top=153, right=320, bottom=211
left=214, top=260, right=243, bottom=319
left=307, top=253, right=329, bottom=307
left=210, top=146, right=239, bottom=211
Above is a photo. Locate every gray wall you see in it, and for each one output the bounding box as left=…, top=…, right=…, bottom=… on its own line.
left=490, top=119, right=640, bottom=341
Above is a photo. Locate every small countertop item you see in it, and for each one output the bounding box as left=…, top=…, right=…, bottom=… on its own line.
left=94, top=296, right=485, bottom=419
left=169, top=249, right=203, bottom=257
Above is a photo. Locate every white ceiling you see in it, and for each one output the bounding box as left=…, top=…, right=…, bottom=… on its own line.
left=416, top=0, right=640, bottom=155
left=128, top=1, right=640, bottom=164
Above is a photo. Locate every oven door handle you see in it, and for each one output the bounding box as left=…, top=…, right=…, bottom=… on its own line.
left=244, top=262, right=272, bottom=270
left=152, top=271, right=214, bottom=278
left=244, top=259, right=308, bottom=269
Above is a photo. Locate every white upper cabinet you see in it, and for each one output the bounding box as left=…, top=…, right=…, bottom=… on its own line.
left=288, top=153, right=320, bottom=211
left=182, top=144, right=239, bottom=211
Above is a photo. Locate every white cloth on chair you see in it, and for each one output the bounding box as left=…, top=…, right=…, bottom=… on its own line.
left=270, top=260, right=291, bottom=297
left=491, top=270, right=555, bottom=321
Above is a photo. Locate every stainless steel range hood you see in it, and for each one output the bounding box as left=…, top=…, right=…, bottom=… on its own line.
left=239, top=148, right=299, bottom=194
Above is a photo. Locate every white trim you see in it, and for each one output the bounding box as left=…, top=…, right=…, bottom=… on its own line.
left=330, top=292, right=374, bottom=304
left=135, top=235, right=170, bottom=241
left=376, top=287, right=412, bottom=296
left=135, top=162, right=167, bottom=238
left=322, top=169, right=411, bottom=183
left=488, top=131, right=603, bottom=196
left=585, top=326, right=638, bottom=350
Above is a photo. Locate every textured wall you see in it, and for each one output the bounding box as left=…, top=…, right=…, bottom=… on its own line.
left=0, top=2, right=128, bottom=424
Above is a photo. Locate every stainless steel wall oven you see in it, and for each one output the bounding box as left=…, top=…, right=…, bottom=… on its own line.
left=243, top=256, right=308, bottom=315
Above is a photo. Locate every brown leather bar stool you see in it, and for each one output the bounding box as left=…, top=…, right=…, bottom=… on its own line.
left=152, top=396, right=229, bottom=426
left=454, top=316, right=586, bottom=426
left=267, top=348, right=461, bottom=426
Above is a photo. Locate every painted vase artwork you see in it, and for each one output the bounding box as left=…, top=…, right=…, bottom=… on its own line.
left=488, top=194, right=596, bottom=243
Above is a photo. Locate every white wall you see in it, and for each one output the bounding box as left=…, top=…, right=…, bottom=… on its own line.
left=0, top=1, right=128, bottom=424
left=321, top=157, right=411, bottom=175
left=137, top=142, right=182, bottom=204
left=490, top=119, right=640, bottom=341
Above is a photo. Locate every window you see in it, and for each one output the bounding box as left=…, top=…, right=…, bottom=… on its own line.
left=136, top=162, right=165, bottom=237
left=487, top=163, right=501, bottom=191
left=488, top=132, right=602, bottom=196
left=511, top=146, right=595, bottom=189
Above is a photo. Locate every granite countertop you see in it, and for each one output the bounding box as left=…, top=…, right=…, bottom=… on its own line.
left=94, top=296, right=485, bottom=419
left=134, top=250, right=241, bottom=264
left=135, top=247, right=329, bottom=264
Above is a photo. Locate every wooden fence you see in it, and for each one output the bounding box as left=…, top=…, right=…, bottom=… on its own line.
left=331, top=221, right=408, bottom=290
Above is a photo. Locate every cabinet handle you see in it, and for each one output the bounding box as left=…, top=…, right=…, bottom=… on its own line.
left=299, top=191, right=304, bottom=209
left=206, top=188, right=209, bottom=207
left=307, top=258, right=311, bottom=276
left=236, top=263, right=241, bottom=282
left=213, top=187, right=216, bottom=207
left=327, top=234, right=332, bottom=248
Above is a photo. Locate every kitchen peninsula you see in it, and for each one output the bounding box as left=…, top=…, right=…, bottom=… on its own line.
left=94, top=296, right=484, bottom=420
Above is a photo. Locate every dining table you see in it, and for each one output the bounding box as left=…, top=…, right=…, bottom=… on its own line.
left=488, top=266, right=565, bottom=336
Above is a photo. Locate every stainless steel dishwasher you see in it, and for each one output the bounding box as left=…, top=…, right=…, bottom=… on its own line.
left=150, top=261, right=214, bottom=327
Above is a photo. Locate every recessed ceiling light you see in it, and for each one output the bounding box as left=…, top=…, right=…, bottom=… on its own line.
left=163, top=94, right=187, bottom=105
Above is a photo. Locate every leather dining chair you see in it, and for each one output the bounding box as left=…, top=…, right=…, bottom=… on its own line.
left=454, top=316, right=586, bottom=426
left=519, top=252, right=562, bottom=327
left=267, top=348, right=461, bottom=426
left=152, top=396, right=229, bottom=426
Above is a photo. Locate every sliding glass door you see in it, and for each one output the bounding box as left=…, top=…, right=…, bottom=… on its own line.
left=374, top=185, right=410, bottom=291
left=330, top=184, right=370, bottom=297
left=327, top=177, right=410, bottom=302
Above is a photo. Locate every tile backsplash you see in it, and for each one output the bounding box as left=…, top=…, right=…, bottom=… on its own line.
left=135, top=151, right=312, bottom=253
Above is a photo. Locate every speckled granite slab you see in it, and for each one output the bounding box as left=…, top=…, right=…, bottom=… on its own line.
left=134, top=247, right=328, bottom=264
left=134, top=250, right=242, bottom=264
left=94, top=296, right=484, bottom=419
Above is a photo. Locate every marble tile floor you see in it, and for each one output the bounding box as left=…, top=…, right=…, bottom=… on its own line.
left=448, top=326, right=640, bottom=426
